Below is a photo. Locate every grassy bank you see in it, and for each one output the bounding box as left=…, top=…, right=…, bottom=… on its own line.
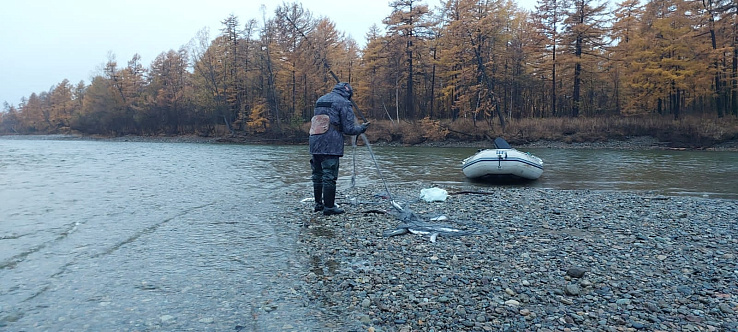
left=246, top=114, right=738, bottom=149
left=359, top=115, right=738, bottom=149
left=8, top=115, right=737, bottom=150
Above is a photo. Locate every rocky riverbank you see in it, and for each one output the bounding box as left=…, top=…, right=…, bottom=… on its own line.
left=283, top=183, right=738, bottom=331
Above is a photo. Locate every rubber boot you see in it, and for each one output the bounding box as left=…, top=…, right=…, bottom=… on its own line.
left=313, top=185, right=324, bottom=212
left=322, top=186, right=344, bottom=216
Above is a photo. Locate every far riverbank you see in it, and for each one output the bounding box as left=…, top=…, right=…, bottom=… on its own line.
left=3, top=134, right=738, bottom=152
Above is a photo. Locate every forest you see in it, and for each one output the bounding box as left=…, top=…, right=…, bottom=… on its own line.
left=1, top=0, right=737, bottom=146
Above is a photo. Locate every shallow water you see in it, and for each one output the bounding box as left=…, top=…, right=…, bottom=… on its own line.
left=1, top=137, right=736, bottom=330
left=0, top=139, right=320, bottom=331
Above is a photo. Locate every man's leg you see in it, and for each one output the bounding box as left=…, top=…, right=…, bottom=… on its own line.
left=321, top=157, right=344, bottom=215
left=310, top=156, right=324, bottom=212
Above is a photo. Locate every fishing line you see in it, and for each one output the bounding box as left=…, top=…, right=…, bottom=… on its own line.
left=350, top=135, right=357, bottom=188
left=357, top=133, right=394, bottom=203
left=349, top=133, right=394, bottom=207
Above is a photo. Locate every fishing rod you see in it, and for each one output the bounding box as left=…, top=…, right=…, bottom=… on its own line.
left=282, top=14, right=396, bottom=204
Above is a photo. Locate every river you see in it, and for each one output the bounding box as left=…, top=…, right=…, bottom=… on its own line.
left=352, top=145, right=738, bottom=200
left=1, top=137, right=736, bottom=331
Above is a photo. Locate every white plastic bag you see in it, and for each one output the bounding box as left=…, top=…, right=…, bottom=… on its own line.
left=420, top=187, right=448, bottom=202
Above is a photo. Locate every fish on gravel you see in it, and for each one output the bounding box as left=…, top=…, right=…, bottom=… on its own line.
left=382, top=201, right=487, bottom=242
left=382, top=222, right=475, bottom=242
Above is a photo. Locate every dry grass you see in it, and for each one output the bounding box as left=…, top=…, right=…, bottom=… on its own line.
left=294, top=115, right=738, bottom=148
left=360, top=115, right=738, bottom=147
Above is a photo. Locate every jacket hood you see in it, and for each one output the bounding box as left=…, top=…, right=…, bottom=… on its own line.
left=332, top=82, right=353, bottom=100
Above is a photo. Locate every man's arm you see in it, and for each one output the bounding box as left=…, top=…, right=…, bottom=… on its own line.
left=339, top=102, right=368, bottom=135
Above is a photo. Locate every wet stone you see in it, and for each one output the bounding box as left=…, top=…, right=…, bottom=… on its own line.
left=566, top=267, right=588, bottom=278
left=565, top=284, right=581, bottom=296
left=719, top=303, right=736, bottom=314
left=632, top=322, right=646, bottom=329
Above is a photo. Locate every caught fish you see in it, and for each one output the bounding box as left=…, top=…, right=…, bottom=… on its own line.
left=382, top=221, right=475, bottom=241
left=382, top=202, right=487, bottom=241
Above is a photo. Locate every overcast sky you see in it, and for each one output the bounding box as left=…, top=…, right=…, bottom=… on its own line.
left=0, top=0, right=536, bottom=108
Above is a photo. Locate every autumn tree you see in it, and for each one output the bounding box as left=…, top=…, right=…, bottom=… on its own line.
left=22, top=93, right=46, bottom=132
left=698, top=0, right=737, bottom=117
left=274, top=3, right=316, bottom=124
left=146, top=48, right=192, bottom=134
left=220, top=14, right=243, bottom=130
left=561, top=0, right=608, bottom=117
left=74, top=75, right=118, bottom=134
left=0, top=103, right=20, bottom=133
left=258, top=9, right=282, bottom=130
left=503, top=9, right=540, bottom=119
left=48, top=79, right=75, bottom=131
left=620, top=0, right=706, bottom=119
left=532, top=0, right=570, bottom=116
left=6, top=0, right=738, bottom=138
left=91, top=53, right=148, bottom=134
left=384, top=0, right=433, bottom=120
left=238, top=19, right=259, bottom=128
left=437, top=0, right=510, bottom=128
left=191, top=28, right=231, bottom=135
left=610, top=0, right=643, bottom=114
left=728, top=0, right=738, bottom=116
left=356, top=26, right=396, bottom=121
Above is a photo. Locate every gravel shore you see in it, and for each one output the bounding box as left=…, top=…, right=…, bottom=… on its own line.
left=284, top=183, right=738, bottom=331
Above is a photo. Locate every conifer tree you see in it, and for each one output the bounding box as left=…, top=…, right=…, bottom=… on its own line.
left=384, top=0, right=432, bottom=120
left=532, top=0, right=569, bottom=116
left=561, top=0, right=608, bottom=117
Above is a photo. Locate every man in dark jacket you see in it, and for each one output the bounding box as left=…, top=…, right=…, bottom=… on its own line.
left=309, top=82, right=369, bottom=215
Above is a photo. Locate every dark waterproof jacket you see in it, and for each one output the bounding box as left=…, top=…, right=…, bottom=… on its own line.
left=309, top=83, right=364, bottom=156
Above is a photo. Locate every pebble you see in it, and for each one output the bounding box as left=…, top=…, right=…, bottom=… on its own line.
left=565, top=284, right=581, bottom=296
left=632, top=322, right=646, bottom=329
left=560, top=297, right=574, bottom=305
left=719, top=303, right=735, bottom=314
left=290, top=184, right=738, bottom=331
left=566, top=267, right=588, bottom=278
left=504, top=300, right=520, bottom=306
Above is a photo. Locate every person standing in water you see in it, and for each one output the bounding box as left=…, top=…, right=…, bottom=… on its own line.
left=308, top=82, right=369, bottom=215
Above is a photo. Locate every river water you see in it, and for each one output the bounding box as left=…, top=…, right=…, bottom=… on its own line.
left=357, top=145, right=738, bottom=200
left=1, top=137, right=737, bottom=331
left=0, top=138, right=322, bottom=331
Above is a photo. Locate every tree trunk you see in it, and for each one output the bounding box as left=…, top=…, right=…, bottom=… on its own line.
left=406, top=37, right=414, bottom=119
left=733, top=46, right=738, bottom=116
left=552, top=41, right=557, bottom=117
left=572, top=25, right=582, bottom=117
left=430, top=47, right=437, bottom=119
left=709, top=19, right=724, bottom=118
